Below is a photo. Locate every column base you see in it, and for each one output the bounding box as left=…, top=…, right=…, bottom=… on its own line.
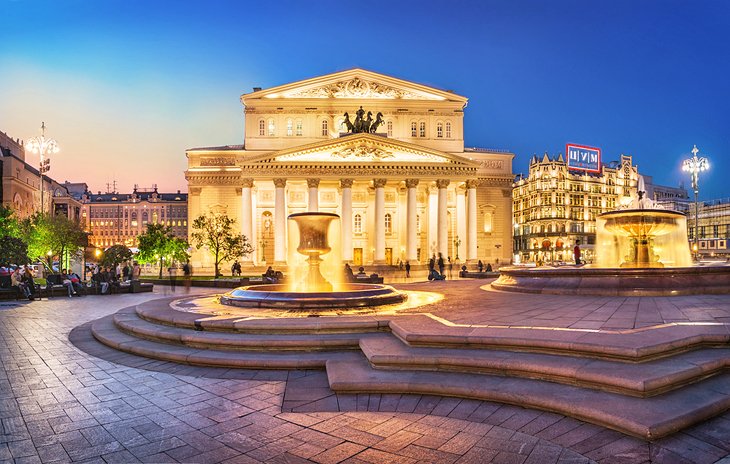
left=372, top=260, right=387, bottom=265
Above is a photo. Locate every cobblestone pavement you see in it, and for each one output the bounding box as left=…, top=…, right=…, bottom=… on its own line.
left=1, top=289, right=730, bottom=463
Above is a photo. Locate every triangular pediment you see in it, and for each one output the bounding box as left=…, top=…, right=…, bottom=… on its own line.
left=244, top=68, right=467, bottom=103
left=242, top=133, right=478, bottom=167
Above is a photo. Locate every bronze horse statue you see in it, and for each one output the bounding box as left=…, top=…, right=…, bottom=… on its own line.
left=370, top=112, right=384, bottom=133
left=342, top=112, right=355, bottom=132
left=361, top=111, right=373, bottom=133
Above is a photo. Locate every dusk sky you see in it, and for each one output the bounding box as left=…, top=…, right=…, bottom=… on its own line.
left=2, top=0, right=728, bottom=199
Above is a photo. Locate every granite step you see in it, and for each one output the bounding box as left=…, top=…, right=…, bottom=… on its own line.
left=326, top=356, right=730, bottom=440
left=113, top=307, right=378, bottom=351
left=92, top=315, right=360, bottom=369
left=360, top=334, right=730, bottom=397
left=389, top=315, right=730, bottom=361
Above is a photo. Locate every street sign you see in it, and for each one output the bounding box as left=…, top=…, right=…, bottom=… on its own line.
left=566, top=144, right=601, bottom=173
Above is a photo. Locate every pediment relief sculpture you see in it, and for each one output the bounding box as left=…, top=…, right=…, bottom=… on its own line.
left=283, top=77, right=441, bottom=100
left=331, top=144, right=394, bottom=161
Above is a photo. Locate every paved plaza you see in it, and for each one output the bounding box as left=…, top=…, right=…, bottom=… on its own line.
left=2, top=283, right=730, bottom=463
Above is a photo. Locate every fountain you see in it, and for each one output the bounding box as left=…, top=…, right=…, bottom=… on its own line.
left=220, top=212, right=407, bottom=309
left=492, top=177, right=730, bottom=296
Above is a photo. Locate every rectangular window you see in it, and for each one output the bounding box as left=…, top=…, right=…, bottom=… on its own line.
left=419, top=121, right=426, bottom=137
left=296, top=120, right=303, bottom=136
left=411, top=122, right=417, bottom=137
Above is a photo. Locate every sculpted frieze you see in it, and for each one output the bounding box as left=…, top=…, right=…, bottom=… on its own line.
left=331, top=145, right=394, bottom=161
left=479, top=160, right=504, bottom=170
left=283, top=78, right=439, bottom=100
left=200, top=157, right=236, bottom=167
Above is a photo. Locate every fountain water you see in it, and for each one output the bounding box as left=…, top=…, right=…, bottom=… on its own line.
left=220, top=212, right=407, bottom=309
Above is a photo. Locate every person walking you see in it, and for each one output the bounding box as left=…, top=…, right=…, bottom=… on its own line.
left=574, top=241, right=582, bottom=265
left=405, top=261, right=411, bottom=278
left=478, top=260, right=484, bottom=273
left=447, top=257, right=453, bottom=279
left=182, top=261, right=192, bottom=293
left=168, top=265, right=177, bottom=292
left=437, top=253, right=445, bottom=278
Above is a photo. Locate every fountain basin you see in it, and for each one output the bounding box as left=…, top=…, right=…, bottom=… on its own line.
left=491, top=265, right=730, bottom=296
left=220, top=283, right=407, bottom=310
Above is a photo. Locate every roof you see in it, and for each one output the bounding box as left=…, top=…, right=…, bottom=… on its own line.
left=87, top=192, right=188, bottom=203
left=187, top=144, right=245, bottom=152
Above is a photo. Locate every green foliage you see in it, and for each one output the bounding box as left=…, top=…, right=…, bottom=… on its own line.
left=100, top=244, right=133, bottom=267
left=0, top=236, right=30, bottom=265
left=0, top=205, right=20, bottom=238
left=21, top=213, right=88, bottom=268
left=191, top=213, right=253, bottom=277
left=137, top=223, right=190, bottom=277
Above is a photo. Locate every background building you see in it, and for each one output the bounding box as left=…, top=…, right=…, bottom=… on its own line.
left=81, top=185, right=188, bottom=249
left=186, top=69, right=515, bottom=273
left=692, top=198, right=730, bottom=258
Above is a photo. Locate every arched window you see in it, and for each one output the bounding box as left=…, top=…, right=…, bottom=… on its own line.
left=386, top=120, right=393, bottom=137
left=385, top=213, right=392, bottom=234
left=142, top=211, right=148, bottom=224
left=295, top=119, right=303, bottom=136
left=286, top=119, right=293, bottom=136
left=321, top=119, right=328, bottom=136
left=258, top=119, right=265, bottom=136
left=436, top=122, right=443, bottom=138
left=268, top=118, right=275, bottom=136
left=445, top=121, right=452, bottom=138
left=354, top=214, right=362, bottom=234
left=410, top=121, right=417, bottom=137
left=419, top=121, right=426, bottom=137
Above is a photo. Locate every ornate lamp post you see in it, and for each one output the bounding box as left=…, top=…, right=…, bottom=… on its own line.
left=682, top=145, right=709, bottom=260
left=26, top=122, right=60, bottom=215
left=453, top=235, right=461, bottom=260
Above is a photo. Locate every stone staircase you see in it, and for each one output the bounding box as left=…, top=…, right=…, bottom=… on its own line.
left=90, top=298, right=730, bottom=439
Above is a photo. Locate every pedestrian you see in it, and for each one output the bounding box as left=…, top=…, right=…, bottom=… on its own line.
left=132, top=261, right=141, bottom=281
left=405, top=261, right=411, bottom=278
left=447, top=256, right=453, bottom=279
left=168, top=265, right=177, bottom=292
left=478, top=260, right=484, bottom=273
left=182, top=261, right=192, bottom=293
left=428, top=255, right=435, bottom=273
left=437, top=253, right=445, bottom=277
left=344, top=263, right=354, bottom=282
left=574, top=241, right=582, bottom=265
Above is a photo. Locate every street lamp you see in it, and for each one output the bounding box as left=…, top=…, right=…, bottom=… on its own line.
left=682, top=145, right=709, bottom=260
left=453, top=235, right=461, bottom=260
left=26, top=122, right=60, bottom=215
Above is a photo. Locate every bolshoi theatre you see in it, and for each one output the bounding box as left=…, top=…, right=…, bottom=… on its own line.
left=185, top=69, right=514, bottom=271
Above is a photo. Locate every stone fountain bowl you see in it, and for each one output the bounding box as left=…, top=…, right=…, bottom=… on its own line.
left=601, top=209, right=684, bottom=237
left=219, top=283, right=407, bottom=310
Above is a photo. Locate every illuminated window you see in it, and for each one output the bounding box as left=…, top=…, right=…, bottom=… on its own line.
left=483, top=212, right=493, bottom=232
left=321, top=119, right=328, bottom=136
left=268, top=118, right=275, bottom=136
left=354, top=214, right=362, bottom=234
left=416, top=214, right=421, bottom=235
left=411, top=121, right=417, bottom=137
left=445, top=121, right=451, bottom=138
left=385, top=213, right=392, bottom=234
left=142, top=211, right=148, bottom=224
left=258, top=119, right=265, bottom=136
left=419, top=121, right=426, bottom=137
left=386, top=120, right=393, bottom=137
left=436, top=122, right=443, bottom=138
left=286, top=119, right=293, bottom=136
left=295, top=119, right=303, bottom=136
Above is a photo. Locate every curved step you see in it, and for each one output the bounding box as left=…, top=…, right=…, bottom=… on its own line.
left=135, top=299, right=391, bottom=334
left=360, top=334, right=730, bottom=397
left=92, top=315, right=360, bottom=369
left=389, top=315, right=730, bottom=361
left=326, top=357, right=730, bottom=440
left=113, top=307, right=378, bottom=351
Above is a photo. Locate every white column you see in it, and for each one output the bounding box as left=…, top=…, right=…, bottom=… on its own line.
left=466, top=179, right=478, bottom=263
left=241, top=178, right=254, bottom=264
left=340, top=179, right=354, bottom=262
left=373, top=178, right=387, bottom=264
left=273, top=178, right=287, bottom=265
left=307, top=178, right=320, bottom=212
left=405, top=178, right=419, bottom=262
left=436, top=179, right=449, bottom=257
left=456, top=184, right=466, bottom=261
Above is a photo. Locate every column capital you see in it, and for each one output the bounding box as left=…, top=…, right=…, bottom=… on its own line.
left=405, top=178, right=419, bottom=189
left=242, top=178, right=255, bottom=188
left=436, top=179, right=450, bottom=189
left=465, top=179, right=480, bottom=189
left=373, top=178, right=387, bottom=188
left=189, top=187, right=201, bottom=195
left=340, top=178, right=354, bottom=188
left=273, top=178, right=287, bottom=188
left=307, top=178, right=320, bottom=188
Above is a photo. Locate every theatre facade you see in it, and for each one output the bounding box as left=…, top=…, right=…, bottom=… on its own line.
left=185, top=69, right=514, bottom=271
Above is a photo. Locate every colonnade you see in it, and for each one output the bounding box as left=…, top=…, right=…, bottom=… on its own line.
left=239, top=177, right=480, bottom=265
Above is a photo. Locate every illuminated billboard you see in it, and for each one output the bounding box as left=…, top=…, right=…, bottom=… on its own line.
left=566, top=143, right=601, bottom=173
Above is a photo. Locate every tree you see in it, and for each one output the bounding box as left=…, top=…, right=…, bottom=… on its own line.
left=100, top=244, right=133, bottom=268
left=0, top=205, right=20, bottom=238
left=0, top=236, right=29, bottom=265
left=191, top=213, right=253, bottom=277
left=21, top=213, right=88, bottom=270
left=137, top=223, right=190, bottom=278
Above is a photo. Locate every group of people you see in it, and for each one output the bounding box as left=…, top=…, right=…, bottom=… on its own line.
left=86, top=261, right=142, bottom=295
left=0, top=265, right=38, bottom=300
left=427, top=253, right=450, bottom=281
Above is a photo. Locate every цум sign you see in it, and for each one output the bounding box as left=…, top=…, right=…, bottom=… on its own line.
left=566, top=144, right=601, bottom=173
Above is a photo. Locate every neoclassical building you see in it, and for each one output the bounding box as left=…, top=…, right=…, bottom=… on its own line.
left=185, top=69, right=514, bottom=271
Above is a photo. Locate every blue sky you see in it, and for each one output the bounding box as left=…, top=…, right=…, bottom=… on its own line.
left=1, top=0, right=728, bottom=199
